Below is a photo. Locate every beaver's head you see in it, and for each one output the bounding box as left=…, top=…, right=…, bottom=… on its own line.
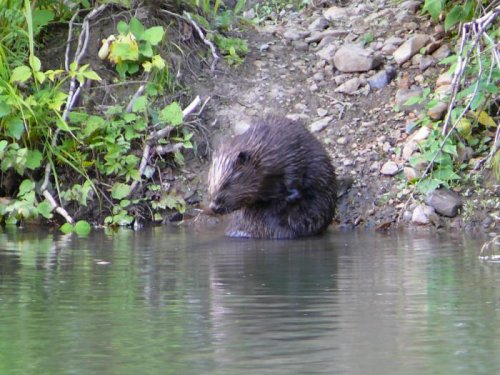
left=207, top=149, right=262, bottom=214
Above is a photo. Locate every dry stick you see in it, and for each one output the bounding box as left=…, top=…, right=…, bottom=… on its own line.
left=159, top=9, right=220, bottom=71
left=397, top=10, right=499, bottom=223
left=129, top=95, right=204, bottom=195
left=40, top=4, right=109, bottom=224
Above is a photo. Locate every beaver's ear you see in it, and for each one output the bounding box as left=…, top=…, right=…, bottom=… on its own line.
left=236, top=151, right=251, bottom=166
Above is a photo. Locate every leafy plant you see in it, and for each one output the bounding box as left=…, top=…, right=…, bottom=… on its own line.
left=98, top=17, right=166, bottom=78
left=214, top=35, right=249, bottom=65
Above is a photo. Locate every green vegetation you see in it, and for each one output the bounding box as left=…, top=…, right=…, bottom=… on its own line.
left=0, top=0, right=248, bottom=230
left=405, top=1, right=499, bottom=195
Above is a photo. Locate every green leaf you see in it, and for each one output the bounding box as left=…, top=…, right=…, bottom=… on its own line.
left=111, top=182, right=131, bottom=200
left=439, top=55, right=457, bottom=65
left=159, top=102, right=183, bottom=126
left=60, top=222, right=74, bottom=234
left=117, top=20, right=129, bottom=35
left=422, top=0, right=443, bottom=20
left=6, top=117, right=25, bottom=140
left=143, top=26, right=165, bottom=45
left=26, top=149, right=43, bottom=170
left=111, top=42, right=139, bottom=61
left=56, top=118, right=71, bottom=132
left=10, top=65, right=32, bottom=83
left=29, top=55, right=42, bottom=72
left=417, top=178, right=441, bottom=194
left=81, top=70, right=101, bottom=81
left=18, top=179, right=35, bottom=197
left=132, top=96, right=147, bottom=112
left=139, top=42, right=153, bottom=58
left=0, top=101, right=10, bottom=118
left=445, top=6, right=463, bottom=31
left=120, top=199, right=131, bottom=208
left=74, top=220, right=91, bottom=236
left=404, top=95, right=423, bottom=106
left=37, top=201, right=53, bottom=219
left=32, top=9, right=54, bottom=33
left=129, top=17, right=145, bottom=39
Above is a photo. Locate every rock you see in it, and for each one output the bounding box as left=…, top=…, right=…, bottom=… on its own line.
left=309, top=116, right=332, bottom=132
left=419, top=55, right=436, bottom=71
left=337, top=136, right=349, bottom=145
left=426, top=188, right=462, bottom=217
left=323, top=6, right=349, bottom=21
left=435, top=84, right=452, bottom=100
left=292, top=41, right=309, bottom=51
left=333, top=44, right=383, bottom=72
left=393, top=34, right=431, bottom=64
left=385, top=36, right=405, bottom=46
left=402, top=140, right=418, bottom=160
left=412, top=204, right=436, bottom=225
left=380, top=161, right=399, bottom=176
left=436, top=71, right=453, bottom=87
left=305, top=29, right=349, bottom=43
left=367, top=67, right=397, bottom=89
left=308, top=17, right=329, bottom=32
left=242, top=9, right=255, bottom=19
left=432, top=44, right=451, bottom=60
left=316, top=43, right=337, bottom=62
left=343, top=159, right=354, bottom=166
left=317, top=108, right=328, bottom=117
left=381, top=44, right=398, bottom=54
left=427, top=101, right=448, bottom=120
left=335, top=77, right=362, bottom=95
left=395, top=87, right=424, bottom=111
left=336, top=176, right=354, bottom=198
left=410, top=126, right=431, bottom=142
left=400, top=0, right=423, bottom=13
left=283, top=29, right=303, bottom=41
left=403, top=166, right=419, bottom=181
left=233, top=119, right=251, bottom=135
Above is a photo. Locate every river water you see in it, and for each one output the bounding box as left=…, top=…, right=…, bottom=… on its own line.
left=0, top=226, right=499, bottom=375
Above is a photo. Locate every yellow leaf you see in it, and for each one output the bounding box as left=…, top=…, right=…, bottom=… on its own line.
left=456, top=118, right=472, bottom=138
left=473, top=111, right=497, bottom=128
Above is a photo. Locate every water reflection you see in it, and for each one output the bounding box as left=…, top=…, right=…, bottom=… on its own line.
left=0, top=227, right=499, bottom=375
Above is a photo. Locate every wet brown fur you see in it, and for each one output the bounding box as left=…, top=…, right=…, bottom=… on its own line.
left=207, top=116, right=337, bottom=239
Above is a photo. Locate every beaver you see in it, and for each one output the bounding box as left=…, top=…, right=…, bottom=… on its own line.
left=207, top=116, right=337, bottom=239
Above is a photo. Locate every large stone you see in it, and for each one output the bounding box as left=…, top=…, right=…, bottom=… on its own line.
left=333, top=44, right=383, bottom=72
left=412, top=204, right=436, bottom=225
left=432, top=44, right=451, bottom=60
left=335, top=77, right=362, bottom=95
left=323, top=6, right=349, bottom=21
left=427, top=101, right=448, bottom=120
left=308, top=17, right=329, bottom=32
left=393, top=34, right=430, bottom=64
left=367, top=67, right=397, bottom=89
left=426, top=188, right=462, bottom=217
left=380, top=161, right=399, bottom=176
left=316, top=43, right=337, bottom=62
left=436, top=71, right=453, bottom=87
left=306, top=29, right=349, bottom=43
left=400, top=0, right=423, bottom=13
left=309, top=116, right=333, bottom=132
